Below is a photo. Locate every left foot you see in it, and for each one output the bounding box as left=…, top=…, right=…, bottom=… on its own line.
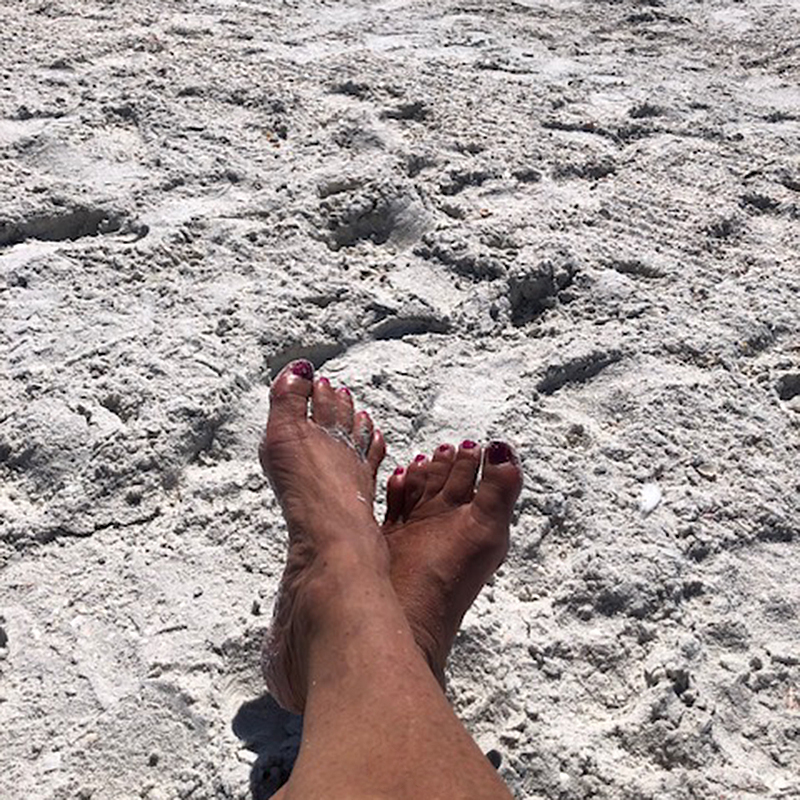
left=382, top=441, right=523, bottom=689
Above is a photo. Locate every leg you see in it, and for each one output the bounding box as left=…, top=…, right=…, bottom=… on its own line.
left=260, top=361, right=520, bottom=799
left=283, top=542, right=511, bottom=799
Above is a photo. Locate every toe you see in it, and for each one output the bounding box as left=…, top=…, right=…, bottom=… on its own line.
left=385, top=465, right=406, bottom=524
left=421, top=443, right=456, bottom=503
left=311, top=376, right=336, bottom=428
left=264, top=358, right=313, bottom=430
left=441, top=439, right=481, bottom=505
left=269, top=359, right=314, bottom=404
left=353, top=410, right=374, bottom=458
left=261, top=360, right=315, bottom=470
left=334, top=385, right=354, bottom=433
left=403, top=453, right=429, bottom=517
left=473, top=441, right=523, bottom=525
left=367, top=428, right=386, bottom=479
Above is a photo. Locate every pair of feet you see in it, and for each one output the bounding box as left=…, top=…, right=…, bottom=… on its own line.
left=259, top=359, right=523, bottom=713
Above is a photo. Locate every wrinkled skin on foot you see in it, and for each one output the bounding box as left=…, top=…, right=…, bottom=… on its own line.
left=260, top=360, right=523, bottom=713
left=382, top=441, right=523, bottom=688
left=259, top=360, right=388, bottom=713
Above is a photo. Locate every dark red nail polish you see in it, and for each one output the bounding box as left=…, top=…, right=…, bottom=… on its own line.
left=290, top=360, right=314, bottom=380
left=487, top=441, right=514, bottom=465
left=318, top=376, right=330, bottom=387
left=414, top=453, right=426, bottom=462
left=461, top=439, right=478, bottom=450
left=438, top=443, right=451, bottom=452
left=394, top=466, right=405, bottom=476
left=338, top=386, right=351, bottom=396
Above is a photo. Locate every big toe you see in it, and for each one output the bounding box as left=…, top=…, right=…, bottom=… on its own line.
left=472, top=441, right=523, bottom=526
left=261, top=360, right=314, bottom=466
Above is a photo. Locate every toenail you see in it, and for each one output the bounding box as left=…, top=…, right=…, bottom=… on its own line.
left=461, top=439, right=478, bottom=450
left=394, top=466, right=405, bottom=476
left=290, top=359, right=314, bottom=380
left=318, top=376, right=330, bottom=387
left=437, top=443, right=451, bottom=453
left=338, top=386, right=351, bottom=397
left=414, top=453, right=426, bottom=462
left=487, top=440, right=514, bottom=465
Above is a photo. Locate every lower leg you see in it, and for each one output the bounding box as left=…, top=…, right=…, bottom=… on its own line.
left=281, top=550, right=512, bottom=800
left=259, top=362, right=520, bottom=799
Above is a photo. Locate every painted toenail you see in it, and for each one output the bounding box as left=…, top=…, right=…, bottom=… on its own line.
left=414, top=453, right=426, bottom=462
left=437, top=443, right=451, bottom=452
left=338, top=386, right=351, bottom=397
left=487, top=440, right=514, bottom=465
left=318, top=376, right=330, bottom=387
left=290, top=359, right=314, bottom=379
left=461, top=439, right=478, bottom=449
left=394, top=466, right=405, bottom=476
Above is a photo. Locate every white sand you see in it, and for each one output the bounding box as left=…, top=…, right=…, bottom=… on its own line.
left=1, top=1, right=799, bottom=797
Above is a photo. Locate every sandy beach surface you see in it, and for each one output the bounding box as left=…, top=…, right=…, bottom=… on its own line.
left=1, top=0, right=799, bottom=797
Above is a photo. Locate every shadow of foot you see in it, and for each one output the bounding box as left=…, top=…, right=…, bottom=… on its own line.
left=232, top=694, right=302, bottom=799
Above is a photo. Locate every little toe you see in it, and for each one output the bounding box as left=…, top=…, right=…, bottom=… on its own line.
left=353, top=411, right=374, bottom=458
left=441, top=439, right=482, bottom=506
left=311, top=376, right=336, bottom=428
left=385, top=465, right=406, bottom=524
left=334, top=385, right=354, bottom=433
left=420, top=443, right=456, bottom=503
left=473, top=441, right=524, bottom=525
left=402, top=453, right=429, bottom=517
left=367, top=428, right=386, bottom=479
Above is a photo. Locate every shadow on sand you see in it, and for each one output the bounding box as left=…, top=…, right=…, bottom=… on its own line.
left=232, top=694, right=302, bottom=799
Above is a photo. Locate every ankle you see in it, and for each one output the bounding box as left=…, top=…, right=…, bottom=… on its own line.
left=316, top=528, right=390, bottom=578
left=296, top=537, right=391, bottom=622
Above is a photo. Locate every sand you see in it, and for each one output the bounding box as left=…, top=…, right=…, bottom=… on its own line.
left=1, top=0, right=799, bottom=797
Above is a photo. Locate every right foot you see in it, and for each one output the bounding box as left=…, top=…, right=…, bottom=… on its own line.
left=382, top=440, right=523, bottom=688
left=259, top=360, right=390, bottom=713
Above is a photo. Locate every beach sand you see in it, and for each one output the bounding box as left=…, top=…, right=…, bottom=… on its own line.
left=1, top=1, right=799, bottom=797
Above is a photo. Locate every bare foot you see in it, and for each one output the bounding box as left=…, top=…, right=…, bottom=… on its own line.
left=259, top=360, right=389, bottom=713
left=382, top=441, right=523, bottom=688
left=259, top=360, right=522, bottom=712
